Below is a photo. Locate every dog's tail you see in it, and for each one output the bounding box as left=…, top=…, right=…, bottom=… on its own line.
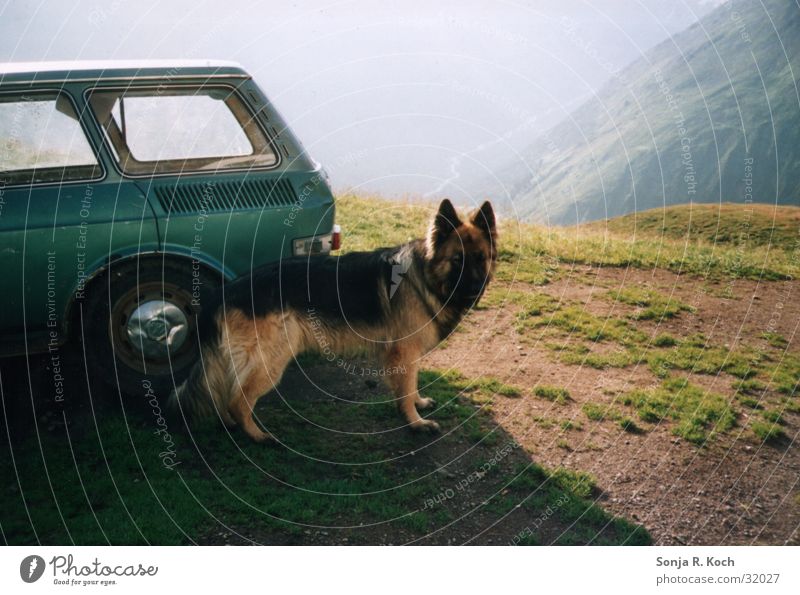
left=166, top=309, right=235, bottom=428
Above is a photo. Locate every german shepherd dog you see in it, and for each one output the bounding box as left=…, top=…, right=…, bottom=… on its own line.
left=168, top=199, right=497, bottom=442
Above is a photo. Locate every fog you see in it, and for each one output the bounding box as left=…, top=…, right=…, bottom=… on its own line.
left=0, top=0, right=725, bottom=204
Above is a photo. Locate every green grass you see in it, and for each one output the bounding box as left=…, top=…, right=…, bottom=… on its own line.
left=335, top=195, right=798, bottom=282
left=555, top=343, right=639, bottom=369
left=559, top=419, right=581, bottom=431
left=2, top=367, right=645, bottom=545
left=585, top=203, right=800, bottom=250
left=607, top=286, right=695, bottom=320
left=514, top=293, right=562, bottom=318
left=547, top=467, right=597, bottom=499
left=533, top=385, right=571, bottom=404
left=654, top=333, right=678, bottom=347
left=477, top=287, right=526, bottom=310
left=618, top=417, right=643, bottom=434
left=737, top=395, right=762, bottom=409
left=334, top=195, right=430, bottom=252
left=618, top=378, right=736, bottom=445
left=540, top=224, right=794, bottom=281
left=523, top=305, right=646, bottom=345
left=760, top=409, right=784, bottom=425
left=646, top=339, right=763, bottom=380
left=513, top=286, right=773, bottom=387
left=495, top=251, right=558, bottom=286
left=761, top=331, right=788, bottom=349
left=537, top=321, right=767, bottom=383
left=472, top=377, right=522, bottom=398
left=734, top=378, right=767, bottom=395
left=507, top=465, right=651, bottom=545
left=766, top=353, right=800, bottom=396
left=531, top=415, right=555, bottom=429
left=2, top=406, right=436, bottom=544
left=582, top=403, right=623, bottom=423
left=783, top=399, right=800, bottom=414
left=750, top=421, right=785, bottom=443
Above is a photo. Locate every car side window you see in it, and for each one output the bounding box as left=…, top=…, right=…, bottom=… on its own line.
left=88, top=85, right=278, bottom=176
left=0, top=92, right=102, bottom=186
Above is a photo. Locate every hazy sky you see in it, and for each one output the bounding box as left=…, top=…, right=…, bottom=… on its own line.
left=0, top=0, right=726, bottom=202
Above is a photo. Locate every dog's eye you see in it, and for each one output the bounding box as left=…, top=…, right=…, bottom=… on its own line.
left=474, top=252, right=486, bottom=262
left=451, top=254, right=463, bottom=265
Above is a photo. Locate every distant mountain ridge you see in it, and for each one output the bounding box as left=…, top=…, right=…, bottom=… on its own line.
left=491, top=0, right=800, bottom=225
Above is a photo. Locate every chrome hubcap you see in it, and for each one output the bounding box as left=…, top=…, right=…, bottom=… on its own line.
left=126, top=300, right=188, bottom=359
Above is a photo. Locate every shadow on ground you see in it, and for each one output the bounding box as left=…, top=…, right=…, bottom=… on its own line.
left=0, top=350, right=649, bottom=545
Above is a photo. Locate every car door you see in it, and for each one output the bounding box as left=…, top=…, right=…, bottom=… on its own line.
left=0, top=88, right=159, bottom=355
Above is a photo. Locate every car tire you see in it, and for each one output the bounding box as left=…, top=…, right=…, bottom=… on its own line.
left=81, top=258, right=220, bottom=399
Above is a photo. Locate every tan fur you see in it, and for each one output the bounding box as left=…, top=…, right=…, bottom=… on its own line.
left=206, top=308, right=444, bottom=441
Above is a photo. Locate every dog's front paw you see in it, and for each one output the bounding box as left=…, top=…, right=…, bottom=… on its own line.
left=410, top=419, right=441, bottom=433
left=416, top=397, right=436, bottom=410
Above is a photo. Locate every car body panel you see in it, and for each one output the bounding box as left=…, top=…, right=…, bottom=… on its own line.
left=0, top=61, right=336, bottom=356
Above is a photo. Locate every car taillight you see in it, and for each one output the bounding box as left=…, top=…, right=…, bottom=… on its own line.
left=292, top=227, right=341, bottom=256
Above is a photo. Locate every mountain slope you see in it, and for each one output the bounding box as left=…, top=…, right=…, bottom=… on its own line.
left=493, top=0, right=800, bottom=225
left=583, top=203, right=800, bottom=247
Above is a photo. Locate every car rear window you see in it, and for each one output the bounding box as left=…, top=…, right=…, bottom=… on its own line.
left=88, top=85, right=278, bottom=176
left=0, top=92, right=102, bottom=186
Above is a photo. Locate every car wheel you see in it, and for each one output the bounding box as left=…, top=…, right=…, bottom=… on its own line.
left=82, top=259, right=219, bottom=398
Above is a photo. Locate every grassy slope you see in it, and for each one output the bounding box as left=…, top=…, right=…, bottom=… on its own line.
left=339, top=195, right=799, bottom=281
left=584, top=203, right=800, bottom=248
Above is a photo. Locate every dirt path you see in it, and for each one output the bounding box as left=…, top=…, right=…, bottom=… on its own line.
left=426, top=265, right=800, bottom=545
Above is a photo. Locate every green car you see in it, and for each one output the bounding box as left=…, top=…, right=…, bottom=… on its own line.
left=0, top=60, right=338, bottom=395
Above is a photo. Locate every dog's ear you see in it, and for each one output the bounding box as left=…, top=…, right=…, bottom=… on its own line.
left=427, top=199, right=462, bottom=256
left=470, top=200, right=496, bottom=241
